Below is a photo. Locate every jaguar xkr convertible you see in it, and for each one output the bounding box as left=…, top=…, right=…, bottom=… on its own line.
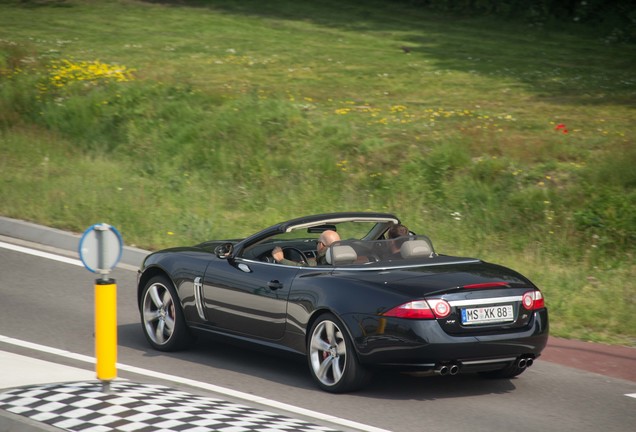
left=137, top=212, right=549, bottom=393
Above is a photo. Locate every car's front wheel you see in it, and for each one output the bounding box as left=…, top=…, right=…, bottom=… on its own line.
left=140, top=275, right=193, bottom=351
left=307, top=313, right=368, bottom=393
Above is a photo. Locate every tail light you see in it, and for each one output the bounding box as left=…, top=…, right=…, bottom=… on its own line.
left=522, top=290, right=545, bottom=310
left=383, top=299, right=451, bottom=319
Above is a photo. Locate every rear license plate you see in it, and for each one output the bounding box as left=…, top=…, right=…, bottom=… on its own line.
left=461, top=305, right=514, bottom=325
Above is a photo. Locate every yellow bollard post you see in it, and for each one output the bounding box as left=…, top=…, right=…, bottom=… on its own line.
left=95, top=278, right=117, bottom=386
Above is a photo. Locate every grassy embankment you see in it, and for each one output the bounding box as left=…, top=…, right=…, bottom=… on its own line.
left=0, top=0, right=634, bottom=344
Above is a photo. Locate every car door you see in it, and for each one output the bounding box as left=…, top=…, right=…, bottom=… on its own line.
left=201, top=258, right=299, bottom=340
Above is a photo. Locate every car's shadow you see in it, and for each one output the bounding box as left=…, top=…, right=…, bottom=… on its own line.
left=118, top=323, right=517, bottom=401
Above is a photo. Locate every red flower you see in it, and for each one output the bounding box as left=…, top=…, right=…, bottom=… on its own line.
left=555, top=123, right=568, bottom=133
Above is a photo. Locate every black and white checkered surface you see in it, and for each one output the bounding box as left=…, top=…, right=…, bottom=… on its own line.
left=0, top=381, right=339, bottom=432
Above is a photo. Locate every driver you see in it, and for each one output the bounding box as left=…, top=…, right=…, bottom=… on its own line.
left=272, top=230, right=341, bottom=266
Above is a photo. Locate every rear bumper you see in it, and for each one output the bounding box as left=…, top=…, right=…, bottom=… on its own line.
left=346, top=309, right=549, bottom=371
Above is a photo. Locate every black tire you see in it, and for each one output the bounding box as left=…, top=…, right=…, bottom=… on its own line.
left=140, top=275, right=193, bottom=351
left=307, top=313, right=368, bottom=393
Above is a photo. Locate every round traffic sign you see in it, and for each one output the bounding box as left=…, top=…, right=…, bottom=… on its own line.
left=79, top=223, right=123, bottom=274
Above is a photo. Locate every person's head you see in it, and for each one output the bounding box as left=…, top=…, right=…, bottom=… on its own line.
left=387, top=224, right=409, bottom=239
left=387, top=224, right=409, bottom=252
left=317, top=229, right=340, bottom=252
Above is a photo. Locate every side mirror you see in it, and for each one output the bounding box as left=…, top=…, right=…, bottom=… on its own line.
left=214, top=243, right=233, bottom=259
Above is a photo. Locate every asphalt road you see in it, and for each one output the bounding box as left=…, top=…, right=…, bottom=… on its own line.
left=0, top=222, right=634, bottom=432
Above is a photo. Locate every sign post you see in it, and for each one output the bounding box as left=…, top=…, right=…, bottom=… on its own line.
left=79, top=223, right=123, bottom=393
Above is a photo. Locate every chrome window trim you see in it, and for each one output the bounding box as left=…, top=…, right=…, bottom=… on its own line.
left=236, top=257, right=481, bottom=271
left=284, top=217, right=399, bottom=232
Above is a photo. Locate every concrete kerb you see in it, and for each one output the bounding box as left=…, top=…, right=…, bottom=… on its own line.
left=0, top=216, right=149, bottom=269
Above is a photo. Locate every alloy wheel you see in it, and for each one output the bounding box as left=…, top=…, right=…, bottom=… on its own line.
left=142, top=282, right=176, bottom=346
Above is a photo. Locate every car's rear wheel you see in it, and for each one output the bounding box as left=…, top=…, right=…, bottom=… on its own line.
left=140, top=275, right=193, bottom=351
left=307, top=313, right=368, bottom=393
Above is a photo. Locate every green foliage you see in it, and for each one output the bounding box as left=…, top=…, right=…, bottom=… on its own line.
left=0, top=0, right=634, bottom=345
left=403, top=0, right=636, bottom=42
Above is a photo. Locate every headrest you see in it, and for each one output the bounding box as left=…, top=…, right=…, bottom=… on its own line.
left=325, top=245, right=358, bottom=265
left=400, top=240, right=433, bottom=259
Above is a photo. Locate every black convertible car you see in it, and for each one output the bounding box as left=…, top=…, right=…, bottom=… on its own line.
left=137, top=212, right=548, bottom=392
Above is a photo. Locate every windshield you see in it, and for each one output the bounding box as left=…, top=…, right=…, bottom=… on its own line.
left=240, top=220, right=393, bottom=259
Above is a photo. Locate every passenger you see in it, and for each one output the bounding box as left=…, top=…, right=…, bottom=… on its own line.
left=387, top=223, right=409, bottom=240
left=272, top=229, right=341, bottom=266
left=386, top=223, right=410, bottom=258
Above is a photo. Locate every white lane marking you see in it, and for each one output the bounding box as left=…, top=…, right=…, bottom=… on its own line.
left=626, top=393, right=636, bottom=399
left=0, top=240, right=83, bottom=266
left=0, top=240, right=139, bottom=272
left=0, top=237, right=392, bottom=432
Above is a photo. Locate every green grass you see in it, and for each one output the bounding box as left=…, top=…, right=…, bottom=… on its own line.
left=0, top=0, right=634, bottom=345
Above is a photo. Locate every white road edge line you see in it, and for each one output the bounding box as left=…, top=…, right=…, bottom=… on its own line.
left=0, top=240, right=139, bottom=272
left=0, top=240, right=83, bottom=266
left=0, top=241, right=392, bottom=432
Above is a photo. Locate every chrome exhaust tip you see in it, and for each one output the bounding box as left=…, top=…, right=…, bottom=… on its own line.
left=435, top=365, right=449, bottom=376
left=449, top=364, right=460, bottom=375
